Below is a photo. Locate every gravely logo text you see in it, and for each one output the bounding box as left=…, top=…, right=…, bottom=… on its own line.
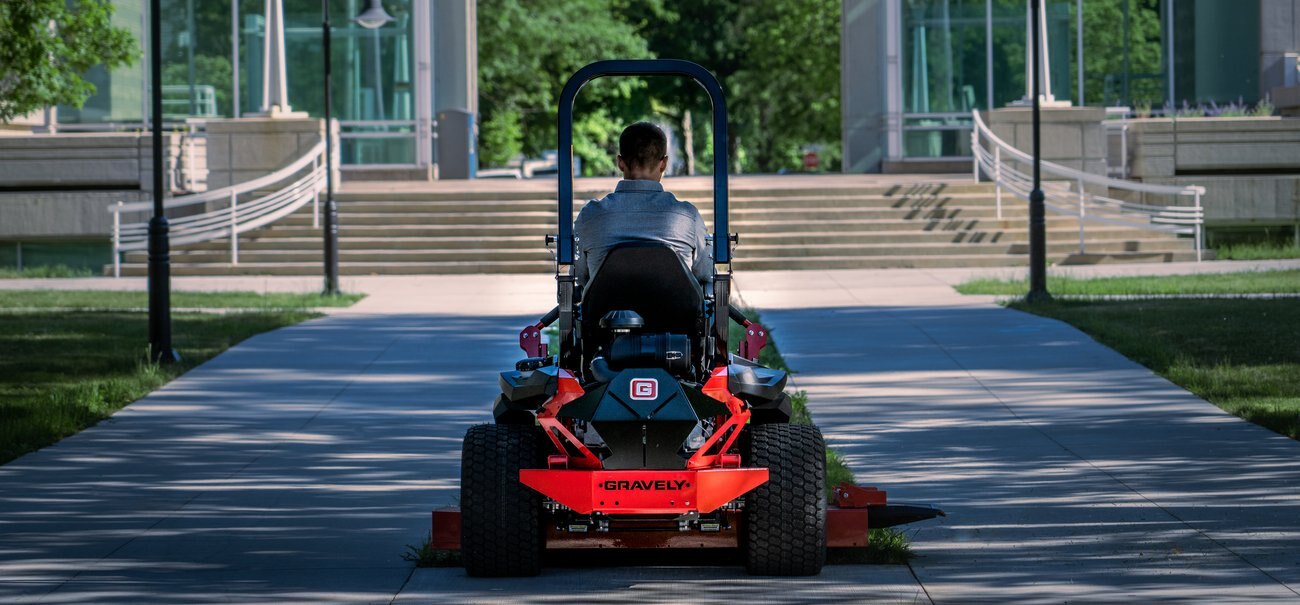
left=600, top=479, right=690, bottom=491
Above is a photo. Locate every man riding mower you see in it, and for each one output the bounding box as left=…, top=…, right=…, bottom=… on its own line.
left=437, top=60, right=942, bottom=577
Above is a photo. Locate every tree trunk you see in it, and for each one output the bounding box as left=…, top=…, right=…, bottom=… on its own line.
left=681, top=109, right=696, bottom=176
left=755, top=107, right=773, bottom=174
left=729, top=131, right=741, bottom=175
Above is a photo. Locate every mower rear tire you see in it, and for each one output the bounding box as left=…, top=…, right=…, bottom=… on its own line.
left=460, top=424, right=544, bottom=577
left=743, top=423, right=827, bottom=576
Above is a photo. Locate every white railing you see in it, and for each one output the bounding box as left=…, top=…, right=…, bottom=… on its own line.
left=109, top=141, right=327, bottom=277
left=971, top=110, right=1205, bottom=261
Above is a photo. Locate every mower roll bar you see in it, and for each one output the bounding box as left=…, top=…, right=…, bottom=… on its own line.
left=556, top=59, right=730, bottom=266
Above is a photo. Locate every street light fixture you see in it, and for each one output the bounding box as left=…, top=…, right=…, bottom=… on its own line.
left=354, top=0, right=394, bottom=29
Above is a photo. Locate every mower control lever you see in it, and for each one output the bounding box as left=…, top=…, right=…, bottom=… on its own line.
left=520, top=306, right=561, bottom=358
left=728, top=304, right=768, bottom=362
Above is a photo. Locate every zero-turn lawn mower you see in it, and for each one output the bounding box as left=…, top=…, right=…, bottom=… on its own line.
left=432, top=60, right=943, bottom=577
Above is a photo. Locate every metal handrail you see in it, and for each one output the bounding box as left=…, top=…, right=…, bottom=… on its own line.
left=970, top=110, right=1205, bottom=261
left=109, top=142, right=327, bottom=276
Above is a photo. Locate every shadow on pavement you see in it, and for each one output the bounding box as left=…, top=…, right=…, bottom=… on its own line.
left=764, top=304, right=1300, bottom=603
left=5, top=301, right=1297, bottom=603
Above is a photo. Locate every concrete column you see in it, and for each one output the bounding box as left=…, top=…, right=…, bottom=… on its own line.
left=413, top=0, right=434, bottom=169
left=1259, top=0, right=1300, bottom=97
left=432, top=0, right=477, bottom=116
left=841, top=0, right=889, bottom=173
left=987, top=106, right=1105, bottom=178
left=252, top=0, right=305, bottom=118
left=431, top=0, right=478, bottom=177
left=205, top=118, right=325, bottom=189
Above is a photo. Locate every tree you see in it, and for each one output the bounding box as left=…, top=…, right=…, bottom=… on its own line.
left=477, top=0, right=652, bottom=174
left=625, top=0, right=840, bottom=174
left=0, top=0, right=137, bottom=123
left=476, top=0, right=843, bottom=175
left=730, top=0, right=840, bottom=173
left=619, top=0, right=743, bottom=174
left=1080, top=0, right=1164, bottom=107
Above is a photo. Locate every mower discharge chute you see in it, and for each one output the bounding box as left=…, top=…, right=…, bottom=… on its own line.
left=437, top=60, right=942, bottom=577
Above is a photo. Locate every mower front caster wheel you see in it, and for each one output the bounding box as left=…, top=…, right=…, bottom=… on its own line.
left=460, top=424, right=544, bottom=577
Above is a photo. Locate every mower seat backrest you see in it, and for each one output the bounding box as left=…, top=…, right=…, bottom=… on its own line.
left=580, top=243, right=706, bottom=364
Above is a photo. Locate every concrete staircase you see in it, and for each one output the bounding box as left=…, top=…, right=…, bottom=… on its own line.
left=112, top=177, right=1203, bottom=276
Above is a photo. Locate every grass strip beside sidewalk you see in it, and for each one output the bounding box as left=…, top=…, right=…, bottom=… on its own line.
left=0, top=291, right=362, bottom=465
left=956, top=269, right=1300, bottom=297
left=1009, top=298, right=1300, bottom=440
left=1215, top=242, right=1300, bottom=261
left=0, top=265, right=95, bottom=279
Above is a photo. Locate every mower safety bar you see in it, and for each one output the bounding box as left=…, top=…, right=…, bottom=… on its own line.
left=556, top=59, right=729, bottom=265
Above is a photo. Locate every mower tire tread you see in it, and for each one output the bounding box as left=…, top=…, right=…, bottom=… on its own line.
left=460, top=424, right=543, bottom=577
left=744, top=423, right=827, bottom=576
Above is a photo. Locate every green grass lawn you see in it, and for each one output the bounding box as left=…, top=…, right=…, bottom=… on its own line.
left=1010, top=298, right=1300, bottom=440
left=0, top=265, right=95, bottom=279
left=957, top=269, right=1300, bottom=296
left=0, top=291, right=362, bottom=465
left=1214, top=242, right=1300, bottom=261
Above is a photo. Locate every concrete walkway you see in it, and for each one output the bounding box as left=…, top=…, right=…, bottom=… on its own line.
left=738, top=269, right=1300, bottom=603
left=1, top=262, right=1298, bottom=603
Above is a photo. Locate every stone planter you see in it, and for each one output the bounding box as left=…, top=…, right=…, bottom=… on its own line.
left=1128, top=116, right=1300, bottom=178
left=1127, top=117, right=1300, bottom=226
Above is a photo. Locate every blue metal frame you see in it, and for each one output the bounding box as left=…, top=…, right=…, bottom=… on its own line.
left=556, top=59, right=730, bottom=265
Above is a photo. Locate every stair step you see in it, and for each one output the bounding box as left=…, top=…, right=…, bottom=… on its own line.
left=110, top=179, right=1203, bottom=275
left=174, top=226, right=1180, bottom=252
left=111, top=249, right=1202, bottom=276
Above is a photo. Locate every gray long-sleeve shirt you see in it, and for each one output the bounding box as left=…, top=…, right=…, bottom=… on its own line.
left=573, top=179, right=712, bottom=287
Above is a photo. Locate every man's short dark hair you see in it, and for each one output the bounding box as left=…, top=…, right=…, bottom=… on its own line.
left=619, top=121, right=667, bottom=169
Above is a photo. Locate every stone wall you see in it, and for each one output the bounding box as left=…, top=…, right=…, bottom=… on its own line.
left=0, top=132, right=184, bottom=238
left=204, top=118, right=331, bottom=189
left=0, top=132, right=183, bottom=192
left=985, top=107, right=1107, bottom=178
left=1127, top=117, right=1300, bottom=226
left=0, top=191, right=151, bottom=238
left=1129, top=117, right=1300, bottom=177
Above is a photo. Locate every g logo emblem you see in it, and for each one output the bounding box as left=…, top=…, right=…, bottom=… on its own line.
left=630, top=378, right=658, bottom=400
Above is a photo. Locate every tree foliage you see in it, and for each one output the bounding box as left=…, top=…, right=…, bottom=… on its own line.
left=478, top=0, right=652, bottom=174
left=477, top=0, right=841, bottom=175
left=0, top=0, right=137, bottom=123
left=1080, top=0, right=1164, bottom=107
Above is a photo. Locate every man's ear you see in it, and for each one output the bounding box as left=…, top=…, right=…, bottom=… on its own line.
left=616, top=155, right=627, bottom=174
left=658, top=156, right=668, bottom=175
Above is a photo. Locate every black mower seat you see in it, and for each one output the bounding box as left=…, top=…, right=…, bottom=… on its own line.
left=580, top=243, right=706, bottom=364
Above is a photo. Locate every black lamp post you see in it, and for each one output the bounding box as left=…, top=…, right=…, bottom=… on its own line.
left=322, top=0, right=392, bottom=296
left=321, top=0, right=339, bottom=296
left=148, top=0, right=179, bottom=363
left=1026, top=0, right=1052, bottom=302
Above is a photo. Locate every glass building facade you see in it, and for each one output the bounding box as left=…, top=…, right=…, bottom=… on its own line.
left=50, top=0, right=473, bottom=168
left=844, top=0, right=1267, bottom=171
